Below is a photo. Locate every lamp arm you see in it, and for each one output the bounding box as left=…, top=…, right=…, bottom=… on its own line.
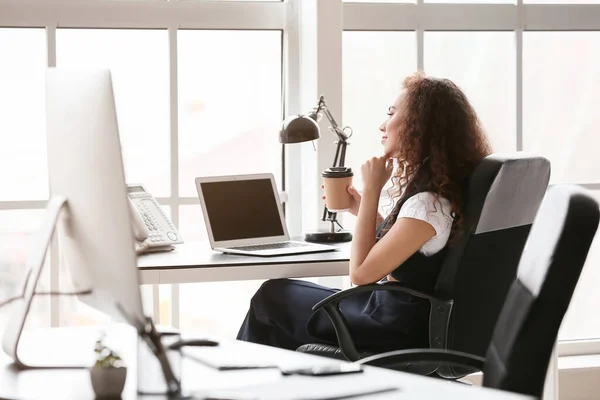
left=315, top=96, right=349, bottom=143
left=322, top=106, right=349, bottom=143
left=313, top=97, right=349, bottom=167
left=312, top=95, right=351, bottom=233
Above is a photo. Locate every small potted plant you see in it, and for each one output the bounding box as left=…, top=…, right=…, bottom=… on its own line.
left=90, top=333, right=127, bottom=399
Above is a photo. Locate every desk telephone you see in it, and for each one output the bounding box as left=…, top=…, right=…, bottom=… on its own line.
left=127, top=184, right=183, bottom=254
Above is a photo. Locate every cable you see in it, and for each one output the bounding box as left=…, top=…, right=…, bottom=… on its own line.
left=135, top=238, right=151, bottom=254
left=0, top=289, right=92, bottom=311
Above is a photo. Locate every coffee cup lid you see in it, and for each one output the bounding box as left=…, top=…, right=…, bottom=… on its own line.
left=322, top=167, right=353, bottom=178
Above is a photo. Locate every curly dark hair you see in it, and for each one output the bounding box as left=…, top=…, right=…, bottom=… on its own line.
left=384, top=72, right=492, bottom=241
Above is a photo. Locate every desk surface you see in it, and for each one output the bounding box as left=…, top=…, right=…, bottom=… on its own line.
left=137, top=241, right=351, bottom=284
left=0, top=326, right=532, bottom=400
left=137, top=241, right=351, bottom=270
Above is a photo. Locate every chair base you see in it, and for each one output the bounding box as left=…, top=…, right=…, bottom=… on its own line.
left=296, top=344, right=373, bottom=361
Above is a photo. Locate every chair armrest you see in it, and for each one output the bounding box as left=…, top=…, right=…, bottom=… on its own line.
left=312, top=281, right=447, bottom=312
left=357, top=348, right=485, bottom=373
left=311, top=282, right=453, bottom=363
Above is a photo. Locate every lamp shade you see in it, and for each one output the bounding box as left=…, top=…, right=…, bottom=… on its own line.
left=279, top=114, right=320, bottom=144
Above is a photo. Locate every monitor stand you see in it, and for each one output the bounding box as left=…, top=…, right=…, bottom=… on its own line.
left=0, top=196, right=93, bottom=369
left=0, top=196, right=184, bottom=397
left=137, top=315, right=182, bottom=397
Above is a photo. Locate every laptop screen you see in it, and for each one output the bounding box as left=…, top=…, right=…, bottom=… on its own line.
left=200, top=178, right=285, bottom=242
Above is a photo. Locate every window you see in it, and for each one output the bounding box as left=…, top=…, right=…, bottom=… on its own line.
left=0, top=210, right=50, bottom=329
left=424, top=32, right=516, bottom=153
left=344, top=0, right=413, bottom=2
left=57, top=29, right=170, bottom=197
left=54, top=28, right=170, bottom=326
left=426, top=0, right=514, bottom=3
left=176, top=30, right=283, bottom=243
left=179, top=205, right=208, bottom=243
left=0, top=28, right=49, bottom=330
left=3, top=0, right=600, bottom=355
left=526, top=0, right=600, bottom=3
left=523, top=32, right=600, bottom=184
left=177, top=30, right=283, bottom=197
left=341, top=31, right=416, bottom=230
left=179, top=280, right=265, bottom=338
left=177, top=30, right=283, bottom=334
left=0, top=28, right=48, bottom=201
left=341, top=1, right=600, bottom=351
left=0, top=0, right=285, bottom=335
left=342, top=31, right=417, bottom=189
left=523, top=32, right=600, bottom=341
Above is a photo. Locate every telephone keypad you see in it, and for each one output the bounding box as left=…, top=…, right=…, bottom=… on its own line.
left=149, top=232, right=164, bottom=242
left=128, top=186, right=183, bottom=246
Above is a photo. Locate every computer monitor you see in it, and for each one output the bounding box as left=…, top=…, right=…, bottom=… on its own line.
left=46, top=68, right=145, bottom=327
left=1, top=68, right=179, bottom=394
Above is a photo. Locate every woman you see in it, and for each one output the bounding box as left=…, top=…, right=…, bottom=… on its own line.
left=237, top=73, right=492, bottom=353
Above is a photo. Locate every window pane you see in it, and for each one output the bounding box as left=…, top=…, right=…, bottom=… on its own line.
left=57, top=29, right=170, bottom=196
left=179, top=205, right=209, bottom=244
left=177, top=204, right=264, bottom=338
left=523, top=32, right=600, bottom=184
left=0, top=29, right=48, bottom=201
left=344, top=0, right=414, bottom=3
left=425, top=32, right=516, bottom=153
left=559, top=191, right=600, bottom=340
left=426, top=0, right=513, bottom=2
left=184, top=0, right=280, bottom=1
left=342, top=31, right=417, bottom=190
left=0, top=210, right=50, bottom=329
left=179, top=280, right=265, bottom=338
left=178, top=30, right=282, bottom=197
left=525, top=0, right=600, bottom=3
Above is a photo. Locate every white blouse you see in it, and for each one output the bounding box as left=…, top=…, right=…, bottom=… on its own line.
left=396, top=192, right=454, bottom=256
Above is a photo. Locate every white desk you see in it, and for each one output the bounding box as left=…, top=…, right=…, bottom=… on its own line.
left=137, top=241, right=351, bottom=285
left=0, top=326, right=533, bottom=400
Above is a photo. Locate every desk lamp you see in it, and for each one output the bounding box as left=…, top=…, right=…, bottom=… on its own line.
left=280, top=95, right=353, bottom=243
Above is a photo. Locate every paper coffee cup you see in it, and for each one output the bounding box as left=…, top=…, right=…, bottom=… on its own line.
left=322, top=167, right=353, bottom=212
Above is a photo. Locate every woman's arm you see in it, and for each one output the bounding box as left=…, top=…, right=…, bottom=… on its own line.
left=349, top=187, right=436, bottom=285
left=349, top=187, right=380, bottom=280
left=346, top=185, right=385, bottom=225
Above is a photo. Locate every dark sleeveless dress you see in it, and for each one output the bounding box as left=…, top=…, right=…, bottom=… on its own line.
left=236, top=182, right=449, bottom=353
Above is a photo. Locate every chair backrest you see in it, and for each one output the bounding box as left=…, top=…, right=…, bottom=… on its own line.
left=434, top=153, right=550, bottom=378
left=483, top=185, right=599, bottom=397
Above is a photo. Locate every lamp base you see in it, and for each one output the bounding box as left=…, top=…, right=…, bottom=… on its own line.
left=304, top=230, right=352, bottom=243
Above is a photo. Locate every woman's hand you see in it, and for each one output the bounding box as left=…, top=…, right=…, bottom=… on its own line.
left=321, top=185, right=362, bottom=216
left=361, top=156, right=393, bottom=194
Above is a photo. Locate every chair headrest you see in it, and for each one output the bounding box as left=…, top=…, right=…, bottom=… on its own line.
left=434, top=152, right=550, bottom=295
left=467, top=152, right=551, bottom=234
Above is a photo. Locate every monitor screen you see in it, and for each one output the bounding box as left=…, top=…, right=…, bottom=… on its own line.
left=200, top=178, right=285, bottom=241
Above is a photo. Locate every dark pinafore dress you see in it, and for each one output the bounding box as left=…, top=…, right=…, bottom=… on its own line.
left=237, top=182, right=449, bottom=353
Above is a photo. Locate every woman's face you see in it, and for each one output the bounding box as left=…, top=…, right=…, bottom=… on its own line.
left=379, top=92, right=405, bottom=156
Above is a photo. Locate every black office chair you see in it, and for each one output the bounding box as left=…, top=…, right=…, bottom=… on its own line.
left=357, top=184, right=600, bottom=398
left=297, top=153, right=551, bottom=379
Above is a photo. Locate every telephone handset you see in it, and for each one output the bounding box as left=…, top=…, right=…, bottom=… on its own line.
left=127, top=184, right=183, bottom=254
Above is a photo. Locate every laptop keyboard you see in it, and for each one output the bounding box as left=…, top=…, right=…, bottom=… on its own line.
left=228, top=242, right=311, bottom=252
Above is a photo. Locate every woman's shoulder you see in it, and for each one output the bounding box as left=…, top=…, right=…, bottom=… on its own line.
left=397, top=191, right=454, bottom=238
left=400, top=191, right=452, bottom=214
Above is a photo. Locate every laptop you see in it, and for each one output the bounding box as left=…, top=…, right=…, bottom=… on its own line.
left=195, top=173, right=337, bottom=256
